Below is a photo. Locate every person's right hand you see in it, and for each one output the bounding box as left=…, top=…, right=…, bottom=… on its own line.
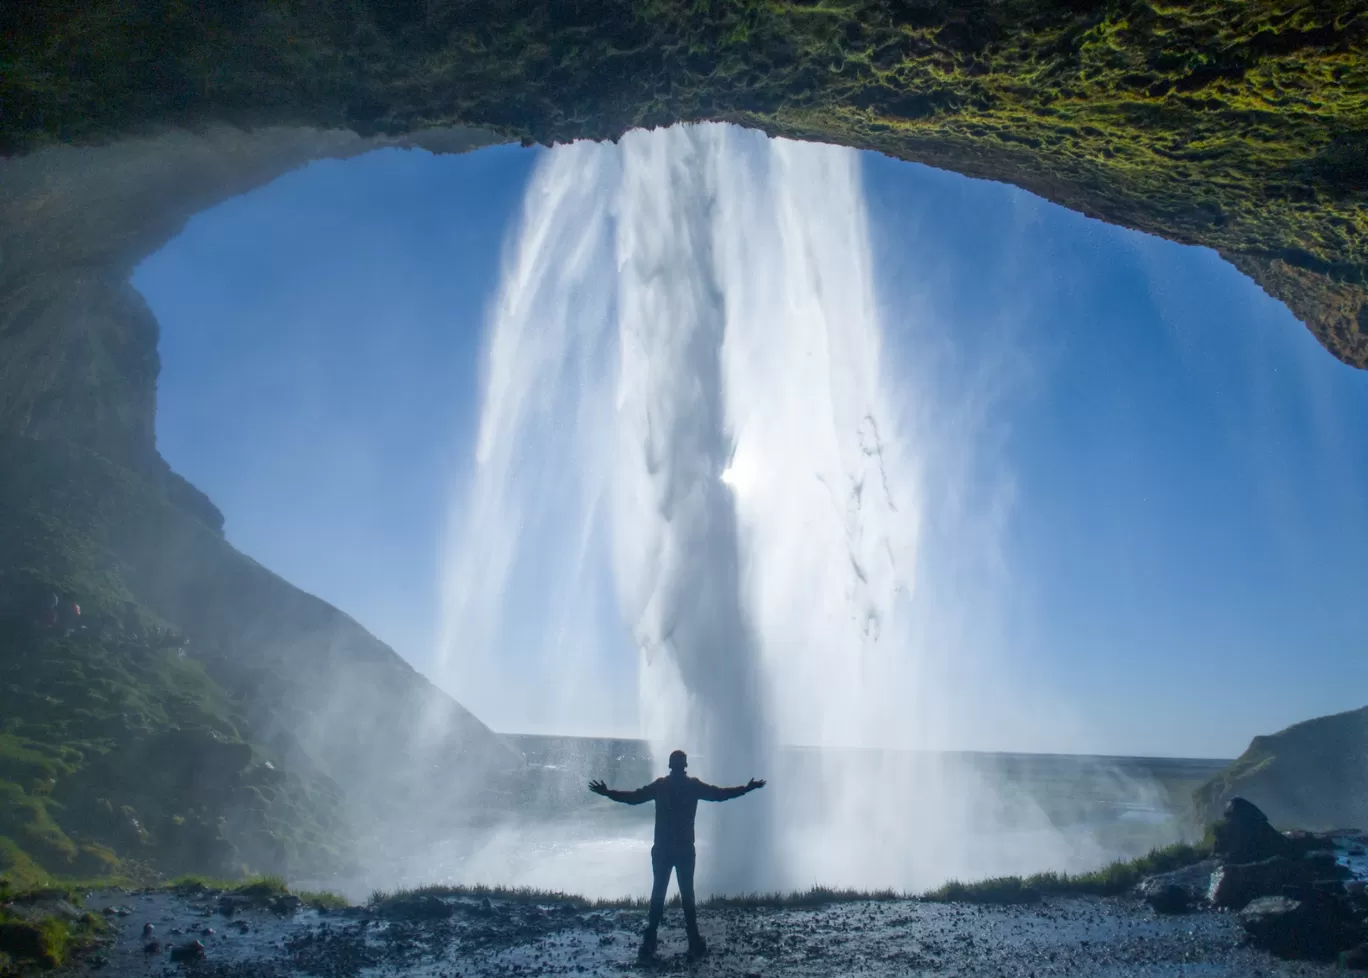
left=588, top=779, right=610, bottom=796
left=747, top=778, right=767, bottom=791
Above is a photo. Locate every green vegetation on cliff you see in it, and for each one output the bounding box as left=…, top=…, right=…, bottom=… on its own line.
left=0, top=424, right=516, bottom=892
left=4, top=0, right=1366, bottom=364
left=0, top=883, right=107, bottom=972
left=0, top=435, right=350, bottom=887
left=1194, top=705, right=1368, bottom=831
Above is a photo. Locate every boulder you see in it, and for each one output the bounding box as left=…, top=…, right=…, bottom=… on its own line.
left=1211, top=797, right=1292, bottom=863
left=270, top=894, right=303, bottom=915
left=1144, top=883, right=1192, bottom=915
left=1284, top=829, right=1336, bottom=854
left=1343, top=943, right=1368, bottom=971
left=1136, top=859, right=1219, bottom=913
left=376, top=893, right=455, bottom=921
left=217, top=894, right=248, bottom=917
left=1240, top=894, right=1360, bottom=961
left=1209, top=853, right=1347, bottom=909
left=169, top=940, right=206, bottom=963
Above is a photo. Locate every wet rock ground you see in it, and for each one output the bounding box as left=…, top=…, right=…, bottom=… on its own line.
left=58, top=887, right=1338, bottom=978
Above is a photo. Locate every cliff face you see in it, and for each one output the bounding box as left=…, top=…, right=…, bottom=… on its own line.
left=1194, top=706, right=1368, bottom=832
left=3, top=0, right=1366, bottom=367
left=0, top=124, right=500, bottom=464
left=0, top=428, right=521, bottom=883
left=0, top=131, right=516, bottom=885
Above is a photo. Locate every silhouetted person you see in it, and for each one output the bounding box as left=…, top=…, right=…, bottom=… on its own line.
left=589, top=749, right=765, bottom=960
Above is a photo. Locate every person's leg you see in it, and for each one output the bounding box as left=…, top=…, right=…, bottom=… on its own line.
left=642, top=846, right=671, bottom=956
left=678, top=846, right=705, bottom=955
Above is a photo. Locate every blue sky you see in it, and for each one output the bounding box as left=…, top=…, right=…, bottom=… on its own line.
left=134, top=138, right=1368, bottom=759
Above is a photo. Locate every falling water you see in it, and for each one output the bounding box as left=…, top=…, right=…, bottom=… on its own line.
left=435, top=123, right=1133, bottom=896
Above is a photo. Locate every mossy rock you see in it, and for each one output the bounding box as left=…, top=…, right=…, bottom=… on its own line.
left=0, top=906, right=103, bottom=970
left=0, top=437, right=352, bottom=884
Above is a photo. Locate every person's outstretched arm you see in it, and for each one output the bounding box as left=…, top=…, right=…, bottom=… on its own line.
left=695, top=777, right=766, bottom=802
left=588, top=779, right=657, bottom=804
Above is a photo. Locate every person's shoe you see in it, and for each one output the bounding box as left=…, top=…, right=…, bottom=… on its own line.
left=637, top=931, right=658, bottom=961
left=687, top=934, right=708, bottom=960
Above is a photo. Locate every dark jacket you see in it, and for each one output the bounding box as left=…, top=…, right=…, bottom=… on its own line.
left=603, top=772, right=749, bottom=848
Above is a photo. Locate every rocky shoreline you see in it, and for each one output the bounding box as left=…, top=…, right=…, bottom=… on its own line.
left=1137, top=798, right=1368, bottom=964
left=36, top=887, right=1332, bottom=978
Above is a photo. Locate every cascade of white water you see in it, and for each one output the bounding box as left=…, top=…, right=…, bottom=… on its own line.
left=435, top=123, right=1110, bottom=896
left=611, top=125, right=776, bottom=891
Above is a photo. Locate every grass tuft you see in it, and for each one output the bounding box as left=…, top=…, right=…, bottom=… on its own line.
left=366, top=844, right=1210, bottom=914
left=297, top=889, right=350, bottom=911
left=701, top=885, right=904, bottom=907
left=0, top=904, right=107, bottom=969
left=369, top=882, right=592, bottom=908
left=368, top=844, right=1212, bottom=913
left=165, top=873, right=289, bottom=896
left=921, top=841, right=1211, bottom=905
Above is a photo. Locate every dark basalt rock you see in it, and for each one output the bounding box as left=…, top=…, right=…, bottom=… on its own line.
left=169, top=939, right=206, bottom=962
left=1143, top=883, right=1193, bottom=915
left=1343, top=942, right=1368, bottom=971
left=271, top=894, right=304, bottom=915
left=377, top=894, right=457, bottom=921
left=1136, top=859, right=1219, bottom=913
left=1211, top=797, right=1293, bottom=864
left=1209, top=853, right=1347, bottom=909
left=1240, top=894, right=1361, bottom=961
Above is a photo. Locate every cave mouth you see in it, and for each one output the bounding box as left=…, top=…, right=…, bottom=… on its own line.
left=3, top=118, right=1364, bottom=902
left=2, top=0, right=1366, bottom=913
left=116, top=123, right=1368, bottom=895
left=136, top=126, right=1368, bottom=760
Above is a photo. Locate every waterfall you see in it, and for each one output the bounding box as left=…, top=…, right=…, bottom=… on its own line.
left=436, top=123, right=1099, bottom=895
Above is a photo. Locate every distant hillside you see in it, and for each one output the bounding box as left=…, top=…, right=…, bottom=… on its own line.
left=0, top=433, right=520, bottom=887
left=1193, top=706, right=1368, bottom=832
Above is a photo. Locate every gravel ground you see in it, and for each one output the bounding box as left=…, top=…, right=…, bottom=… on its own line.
left=57, top=887, right=1341, bottom=978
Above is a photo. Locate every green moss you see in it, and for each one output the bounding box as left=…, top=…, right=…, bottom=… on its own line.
left=0, top=840, right=50, bottom=893
left=369, top=882, right=888, bottom=911
left=166, top=874, right=277, bottom=894
left=0, top=435, right=348, bottom=885
left=0, top=906, right=106, bottom=970
left=158, top=877, right=349, bottom=912
left=296, top=889, right=350, bottom=911
left=3, top=0, right=1363, bottom=364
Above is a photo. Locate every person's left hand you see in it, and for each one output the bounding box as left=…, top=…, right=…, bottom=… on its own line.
left=747, top=778, right=767, bottom=791
left=588, top=779, right=610, bottom=796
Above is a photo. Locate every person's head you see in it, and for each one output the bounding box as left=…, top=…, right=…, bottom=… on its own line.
left=668, top=750, right=687, bottom=774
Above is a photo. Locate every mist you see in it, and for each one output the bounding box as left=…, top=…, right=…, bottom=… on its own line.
left=128, top=119, right=1368, bottom=904
left=431, top=123, right=1167, bottom=897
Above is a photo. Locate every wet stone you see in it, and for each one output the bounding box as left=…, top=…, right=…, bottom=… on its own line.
left=171, top=939, right=207, bottom=960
